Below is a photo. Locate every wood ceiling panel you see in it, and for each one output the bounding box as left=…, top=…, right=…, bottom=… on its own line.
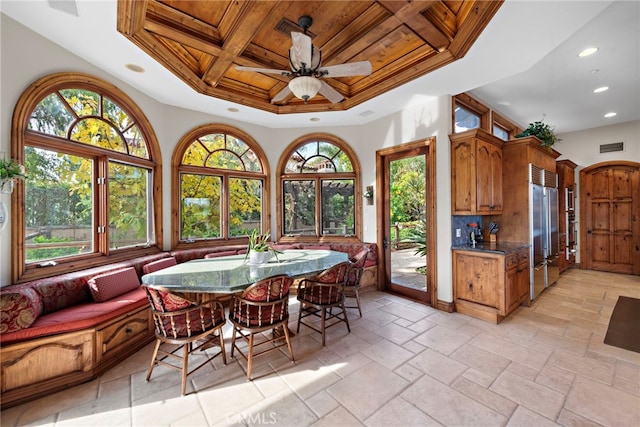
left=117, top=0, right=503, bottom=114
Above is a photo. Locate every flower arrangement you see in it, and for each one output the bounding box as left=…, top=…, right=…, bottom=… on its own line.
left=0, top=157, right=26, bottom=180
left=245, top=229, right=282, bottom=263
left=515, top=120, right=560, bottom=148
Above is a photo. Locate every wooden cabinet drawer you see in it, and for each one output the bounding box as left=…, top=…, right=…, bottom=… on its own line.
left=506, top=253, right=518, bottom=270
left=96, top=306, right=152, bottom=363
left=517, top=249, right=529, bottom=266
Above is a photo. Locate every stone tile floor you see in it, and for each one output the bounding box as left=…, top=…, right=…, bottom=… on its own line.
left=2, top=268, right=639, bottom=426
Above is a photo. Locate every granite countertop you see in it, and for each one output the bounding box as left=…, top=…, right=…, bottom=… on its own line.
left=451, top=241, right=530, bottom=255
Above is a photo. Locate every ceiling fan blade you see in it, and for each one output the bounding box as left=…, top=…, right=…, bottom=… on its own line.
left=236, top=66, right=289, bottom=75
left=318, top=80, right=344, bottom=103
left=290, top=32, right=312, bottom=70
left=320, top=61, right=372, bottom=78
left=271, top=86, right=292, bottom=104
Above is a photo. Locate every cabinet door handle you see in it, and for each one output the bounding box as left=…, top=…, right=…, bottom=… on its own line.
left=468, top=282, right=473, bottom=290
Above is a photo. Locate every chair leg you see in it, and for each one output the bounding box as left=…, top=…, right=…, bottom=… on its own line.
left=354, top=289, right=362, bottom=317
left=181, top=344, right=189, bottom=395
left=342, top=301, right=351, bottom=333
left=321, top=307, right=327, bottom=346
left=218, top=329, right=227, bottom=364
left=246, top=332, right=255, bottom=380
left=283, top=323, right=295, bottom=362
left=146, top=339, right=161, bottom=382
left=297, top=305, right=303, bottom=333
left=230, top=326, right=237, bottom=358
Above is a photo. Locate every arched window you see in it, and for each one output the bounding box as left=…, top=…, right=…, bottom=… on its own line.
left=11, top=72, right=162, bottom=281
left=277, top=134, right=361, bottom=241
left=173, top=124, right=269, bottom=247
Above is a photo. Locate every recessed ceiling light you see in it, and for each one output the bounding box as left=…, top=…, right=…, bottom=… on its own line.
left=604, top=112, right=617, bottom=118
left=227, top=107, right=239, bottom=113
left=125, top=63, right=145, bottom=73
left=593, top=86, right=609, bottom=93
left=578, top=47, right=598, bottom=58
left=310, top=117, right=320, bottom=122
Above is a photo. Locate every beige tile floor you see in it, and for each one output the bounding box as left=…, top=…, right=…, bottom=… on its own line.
left=2, top=268, right=639, bottom=427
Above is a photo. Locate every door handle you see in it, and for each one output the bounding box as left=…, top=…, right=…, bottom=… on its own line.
left=383, top=237, right=389, bottom=249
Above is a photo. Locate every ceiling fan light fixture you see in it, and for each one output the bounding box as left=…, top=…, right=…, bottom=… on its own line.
left=289, top=76, right=321, bottom=103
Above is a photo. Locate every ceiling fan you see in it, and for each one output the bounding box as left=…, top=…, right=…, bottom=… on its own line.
left=236, top=15, right=372, bottom=104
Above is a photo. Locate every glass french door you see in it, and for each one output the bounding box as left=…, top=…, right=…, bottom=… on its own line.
left=377, top=141, right=433, bottom=304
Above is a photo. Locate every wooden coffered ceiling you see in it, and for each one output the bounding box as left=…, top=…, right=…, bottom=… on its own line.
left=117, top=0, right=503, bottom=114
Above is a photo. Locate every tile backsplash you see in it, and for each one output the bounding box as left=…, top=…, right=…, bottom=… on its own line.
left=451, top=215, right=482, bottom=246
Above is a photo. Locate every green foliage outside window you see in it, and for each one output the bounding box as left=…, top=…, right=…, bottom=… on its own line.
left=179, top=132, right=264, bottom=241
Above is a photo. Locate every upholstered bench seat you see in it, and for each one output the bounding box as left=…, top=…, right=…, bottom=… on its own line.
left=1, top=288, right=147, bottom=345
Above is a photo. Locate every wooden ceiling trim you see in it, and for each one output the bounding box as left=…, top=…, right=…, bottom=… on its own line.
left=136, top=30, right=211, bottom=94
left=160, top=0, right=228, bottom=28
left=156, top=37, right=204, bottom=75
left=117, top=0, right=148, bottom=35
left=316, top=4, right=391, bottom=63
left=117, top=0, right=504, bottom=114
left=239, top=43, right=290, bottom=70
left=147, top=0, right=222, bottom=44
left=447, top=0, right=502, bottom=57
left=143, top=17, right=223, bottom=57
left=423, top=2, right=458, bottom=40
left=377, top=0, right=450, bottom=51
left=325, top=13, right=402, bottom=67
left=203, top=2, right=281, bottom=87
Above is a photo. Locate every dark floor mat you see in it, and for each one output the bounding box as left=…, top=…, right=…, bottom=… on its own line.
left=604, top=296, right=640, bottom=353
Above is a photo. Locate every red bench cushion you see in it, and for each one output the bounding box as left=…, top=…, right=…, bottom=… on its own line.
left=0, top=288, right=147, bottom=344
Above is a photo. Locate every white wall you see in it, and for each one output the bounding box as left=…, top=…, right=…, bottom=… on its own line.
left=555, top=119, right=640, bottom=263
left=0, top=14, right=455, bottom=301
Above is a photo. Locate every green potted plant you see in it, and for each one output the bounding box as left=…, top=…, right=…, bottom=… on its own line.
left=245, top=229, right=282, bottom=264
left=0, top=156, right=26, bottom=194
left=515, top=120, right=560, bottom=149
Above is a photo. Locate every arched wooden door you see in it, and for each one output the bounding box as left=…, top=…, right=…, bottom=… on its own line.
left=580, top=161, right=640, bottom=275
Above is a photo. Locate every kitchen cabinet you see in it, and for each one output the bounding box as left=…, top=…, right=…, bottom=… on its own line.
left=453, top=247, right=530, bottom=323
left=557, top=159, right=577, bottom=273
left=497, top=137, right=560, bottom=243
left=450, top=129, right=503, bottom=215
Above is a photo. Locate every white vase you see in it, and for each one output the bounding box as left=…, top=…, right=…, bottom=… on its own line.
left=0, top=179, right=14, bottom=194
left=249, top=251, right=272, bottom=265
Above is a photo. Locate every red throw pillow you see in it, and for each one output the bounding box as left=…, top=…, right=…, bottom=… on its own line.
left=0, top=288, right=43, bottom=333
left=88, top=267, right=140, bottom=303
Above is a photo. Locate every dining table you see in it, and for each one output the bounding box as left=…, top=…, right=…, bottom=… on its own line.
left=141, top=249, right=349, bottom=295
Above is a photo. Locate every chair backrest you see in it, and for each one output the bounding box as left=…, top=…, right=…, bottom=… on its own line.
left=142, top=285, right=192, bottom=313
left=142, top=257, right=177, bottom=274
left=347, top=248, right=369, bottom=287
left=350, top=248, right=369, bottom=269
left=313, top=261, right=351, bottom=285
left=242, top=274, right=293, bottom=302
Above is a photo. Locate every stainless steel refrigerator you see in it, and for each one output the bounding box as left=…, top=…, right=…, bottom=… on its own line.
left=529, top=165, right=560, bottom=300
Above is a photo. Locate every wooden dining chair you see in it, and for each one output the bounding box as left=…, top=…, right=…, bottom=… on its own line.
left=297, top=261, right=352, bottom=346
left=343, top=248, right=369, bottom=317
left=229, top=274, right=294, bottom=380
left=142, top=285, right=227, bottom=395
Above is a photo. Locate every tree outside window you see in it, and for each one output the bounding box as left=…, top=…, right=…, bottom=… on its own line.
left=175, top=128, right=267, bottom=245
left=13, top=73, right=161, bottom=281
left=279, top=136, right=360, bottom=240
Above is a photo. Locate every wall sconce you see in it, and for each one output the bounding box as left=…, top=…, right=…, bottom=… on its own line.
left=363, top=185, right=374, bottom=205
